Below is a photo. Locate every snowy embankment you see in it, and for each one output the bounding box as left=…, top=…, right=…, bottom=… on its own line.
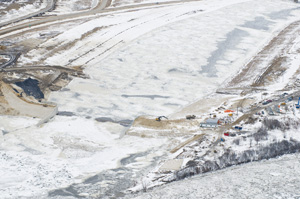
left=127, top=94, right=300, bottom=193
left=126, top=153, right=300, bottom=199
left=169, top=117, right=300, bottom=182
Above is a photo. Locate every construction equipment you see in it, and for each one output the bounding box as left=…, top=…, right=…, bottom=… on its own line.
left=186, top=115, right=196, bottom=120
left=155, top=116, right=168, bottom=121
left=0, top=45, right=6, bottom=50
left=296, top=97, right=300, bottom=109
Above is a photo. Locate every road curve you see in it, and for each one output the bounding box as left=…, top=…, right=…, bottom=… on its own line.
left=0, top=0, right=202, bottom=37
left=0, top=0, right=111, bottom=36
left=0, top=0, right=56, bottom=28
left=0, top=53, right=20, bottom=68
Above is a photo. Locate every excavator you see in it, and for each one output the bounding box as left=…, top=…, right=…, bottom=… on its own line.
left=155, top=116, right=168, bottom=121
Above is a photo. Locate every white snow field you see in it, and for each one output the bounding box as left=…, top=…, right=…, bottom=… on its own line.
left=1, top=0, right=300, bottom=198
left=33, top=0, right=300, bottom=120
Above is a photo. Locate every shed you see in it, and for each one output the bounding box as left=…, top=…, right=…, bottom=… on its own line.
left=200, top=118, right=220, bottom=128
left=266, top=107, right=275, bottom=116
left=206, top=118, right=220, bottom=124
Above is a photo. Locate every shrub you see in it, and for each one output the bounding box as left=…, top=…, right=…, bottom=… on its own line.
left=233, top=138, right=240, bottom=145
left=253, top=126, right=268, bottom=144
left=263, top=118, right=281, bottom=130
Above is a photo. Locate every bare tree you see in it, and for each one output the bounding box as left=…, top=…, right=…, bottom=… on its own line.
left=141, top=179, right=148, bottom=192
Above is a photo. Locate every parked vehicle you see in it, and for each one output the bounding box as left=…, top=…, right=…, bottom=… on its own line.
left=287, top=96, right=293, bottom=102
left=262, top=99, right=272, bottom=105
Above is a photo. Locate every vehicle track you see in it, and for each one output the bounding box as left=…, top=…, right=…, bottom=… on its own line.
left=0, top=53, right=20, bottom=68
left=226, top=20, right=300, bottom=89
left=0, top=0, right=203, bottom=38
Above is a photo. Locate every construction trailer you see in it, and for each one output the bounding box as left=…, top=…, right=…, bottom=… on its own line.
left=186, top=115, right=196, bottom=120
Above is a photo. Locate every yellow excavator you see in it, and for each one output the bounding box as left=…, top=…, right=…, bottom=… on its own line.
left=155, top=116, right=168, bottom=121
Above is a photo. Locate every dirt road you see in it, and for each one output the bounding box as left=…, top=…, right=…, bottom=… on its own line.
left=170, top=134, right=204, bottom=153
left=0, top=0, right=111, bottom=36
left=0, top=0, right=202, bottom=38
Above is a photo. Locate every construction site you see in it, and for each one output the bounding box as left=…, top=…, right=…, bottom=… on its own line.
left=125, top=15, right=300, bottom=189
left=0, top=46, right=86, bottom=123
left=1, top=0, right=300, bottom=198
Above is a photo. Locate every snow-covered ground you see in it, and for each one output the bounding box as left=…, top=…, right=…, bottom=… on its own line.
left=29, top=0, right=300, bottom=121
left=0, top=0, right=47, bottom=24
left=0, top=115, right=168, bottom=198
left=52, top=0, right=99, bottom=14
left=1, top=0, right=300, bottom=198
left=126, top=153, right=300, bottom=199
left=111, top=0, right=182, bottom=7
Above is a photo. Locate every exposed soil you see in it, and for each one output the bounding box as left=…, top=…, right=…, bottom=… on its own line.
left=0, top=81, right=55, bottom=118
left=227, top=20, right=300, bottom=89
left=0, top=62, right=86, bottom=117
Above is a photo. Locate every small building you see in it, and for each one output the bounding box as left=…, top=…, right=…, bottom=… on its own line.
left=200, top=118, right=220, bottom=128
left=266, top=106, right=275, bottom=116
left=273, top=105, right=281, bottom=113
